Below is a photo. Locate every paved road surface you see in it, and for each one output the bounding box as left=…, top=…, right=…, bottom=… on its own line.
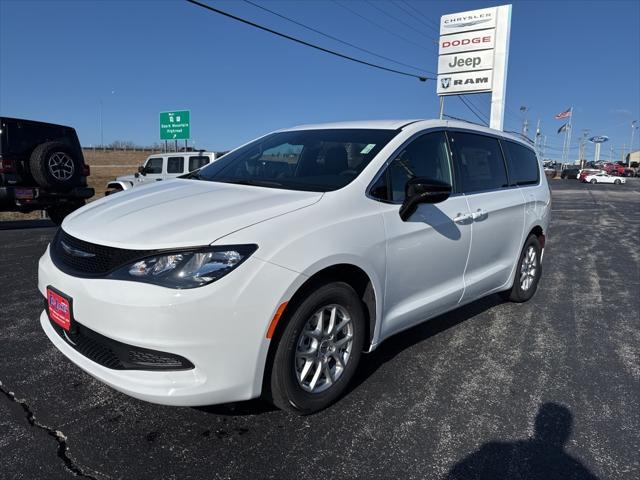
left=1, top=180, right=638, bottom=479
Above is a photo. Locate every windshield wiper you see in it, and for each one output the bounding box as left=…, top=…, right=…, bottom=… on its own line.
left=223, top=178, right=285, bottom=188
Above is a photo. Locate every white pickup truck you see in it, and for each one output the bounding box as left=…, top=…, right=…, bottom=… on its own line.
left=106, top=151, right=224, bottom=195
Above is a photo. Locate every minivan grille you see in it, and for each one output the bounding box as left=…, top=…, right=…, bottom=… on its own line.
left=50, top=229, right=158, bottom=276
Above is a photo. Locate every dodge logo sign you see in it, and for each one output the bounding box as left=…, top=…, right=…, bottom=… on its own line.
left=441, top=78, right=451, bottom=89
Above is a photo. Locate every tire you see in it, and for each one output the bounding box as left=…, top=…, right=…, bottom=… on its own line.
left=614, top=179, right=621, bottom=185
left=46, top=201, right=85, bottom=226
left=268, top=282, right=365, bottom=414
left=590, top=179, right=597, bottom=184
left=500, top=234, right=542, bottom=303
left=29, top=142, right=82, bottom=189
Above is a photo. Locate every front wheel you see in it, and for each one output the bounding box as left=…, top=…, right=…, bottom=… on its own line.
left=268, top=282, right=365, bottom=414
left=614, top=179, right=621, bottom=185
left=500, top=234, right=542, bottom=303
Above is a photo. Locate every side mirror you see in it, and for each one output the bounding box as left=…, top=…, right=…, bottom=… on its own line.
left=399, top=178, right=452, bottom=221
left=138, top=165, right=146, bottom=175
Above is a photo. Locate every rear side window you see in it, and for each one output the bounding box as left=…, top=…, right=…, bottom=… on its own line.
left=188, top=155, right=210, bottom=171
left=449, top=132, right=508, bottom=193
left=503, top=141, right=540, bottom=185
left=145, top=157, right=163, bottom=174
left=167, top=156, right=184, bottom=174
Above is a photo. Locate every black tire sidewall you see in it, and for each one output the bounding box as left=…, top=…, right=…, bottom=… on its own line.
left=271, top=282, right=365, bottom=414
left=511, top=235, right=542, bottom=302
left=46, top=201, right=84, bottom=225
left=30, top=142, right=82, bottom=189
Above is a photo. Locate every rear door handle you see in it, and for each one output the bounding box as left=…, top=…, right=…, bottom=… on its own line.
left=453, top=213, right=472, bottom=223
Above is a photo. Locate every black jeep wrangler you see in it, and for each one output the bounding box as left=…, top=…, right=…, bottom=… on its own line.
left=0, top=117, right=94, bottom=224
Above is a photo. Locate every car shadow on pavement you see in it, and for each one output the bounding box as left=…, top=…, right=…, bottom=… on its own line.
left=0, top=219, right=55, bottom=230
left=444, top=402, right=600, bottom=480
left=194, top=398, right=277, bottom=416
left=347, top=293, right=504, bottom=394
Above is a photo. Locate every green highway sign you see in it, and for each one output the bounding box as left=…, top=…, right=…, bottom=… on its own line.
left=160, top=110, right=190, bottom=140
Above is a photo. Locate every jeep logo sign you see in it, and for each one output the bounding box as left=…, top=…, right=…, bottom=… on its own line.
left=437, top=71, right=494, bottom=95
left=438, top=50, right=494, bottom=75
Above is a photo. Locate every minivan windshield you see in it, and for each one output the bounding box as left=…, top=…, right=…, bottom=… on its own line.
left=193, top=129, right=398, bottom=192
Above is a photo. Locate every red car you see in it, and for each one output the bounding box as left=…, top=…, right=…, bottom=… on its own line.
left=603, top=163, right=633, bottom=176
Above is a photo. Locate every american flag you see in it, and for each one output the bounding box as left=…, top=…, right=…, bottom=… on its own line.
left=554, top=108, right=572, bottom=120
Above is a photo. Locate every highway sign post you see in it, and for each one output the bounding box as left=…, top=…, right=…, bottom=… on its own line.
left=437, top=5, right=512, bottom=131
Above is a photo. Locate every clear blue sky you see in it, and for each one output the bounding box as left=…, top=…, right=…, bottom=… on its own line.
left=1, top=0, right=639, bottom=161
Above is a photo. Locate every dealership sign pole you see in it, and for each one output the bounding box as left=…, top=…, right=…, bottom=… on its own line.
left=589, top=136, right=609, bottom=163
left=437, top=5, right=512, bottom=131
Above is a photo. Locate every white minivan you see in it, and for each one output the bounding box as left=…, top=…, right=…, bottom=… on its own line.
left=39, top=119, right=551, bottom=414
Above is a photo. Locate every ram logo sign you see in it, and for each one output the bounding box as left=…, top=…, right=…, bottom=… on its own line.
left=437, top=71, right=493, bottom=95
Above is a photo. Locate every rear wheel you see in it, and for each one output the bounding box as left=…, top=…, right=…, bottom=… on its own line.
left=500, top=234, right=542, bottom=303
left=268, top=282, right=365, bottom=414
left=590, top=179, right=597, bottom=184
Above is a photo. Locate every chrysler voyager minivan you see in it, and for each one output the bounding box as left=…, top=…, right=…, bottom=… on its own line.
left=39, top=119, right=550, bottom=414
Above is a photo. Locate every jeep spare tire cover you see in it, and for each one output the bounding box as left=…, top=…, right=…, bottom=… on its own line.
left=30, top=141, right=83, bottom=189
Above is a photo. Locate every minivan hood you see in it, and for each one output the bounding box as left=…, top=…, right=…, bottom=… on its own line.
left=63, top=179, right=323, bottom=249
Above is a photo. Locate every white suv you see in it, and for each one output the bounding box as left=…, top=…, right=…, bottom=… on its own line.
left=105, top=151, right=223, bottom=194
left=39, top=119, right=551, bottom=414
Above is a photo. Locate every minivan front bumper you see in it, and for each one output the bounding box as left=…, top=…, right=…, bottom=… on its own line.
left=38, top=245, right=301, bottom=406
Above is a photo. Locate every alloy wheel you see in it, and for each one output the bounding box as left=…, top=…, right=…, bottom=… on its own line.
left=294, top=304, right=353, bottom=394
left=520, top=246, right=537, bottom=291
left=48, top=152, right=75, bottom=181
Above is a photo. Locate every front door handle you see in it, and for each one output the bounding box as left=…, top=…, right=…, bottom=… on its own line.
left=471, top=209, right=488, bottom=220
left=453, top=213, right=472, bottom=223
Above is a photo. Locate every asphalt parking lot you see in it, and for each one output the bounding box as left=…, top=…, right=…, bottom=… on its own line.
left=1, top=179, right=638, bottom=480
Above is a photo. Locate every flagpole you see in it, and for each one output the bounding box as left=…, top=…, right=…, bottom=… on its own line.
left=566, top=106, right=573, bottom=164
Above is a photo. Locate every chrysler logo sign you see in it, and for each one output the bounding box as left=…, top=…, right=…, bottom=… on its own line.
left=443, top=17, right=492, bottom=29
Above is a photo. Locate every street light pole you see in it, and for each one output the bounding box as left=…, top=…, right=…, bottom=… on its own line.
left=629, top=120, right=638, bottom=165
left=99, top=100, right=104, bottom=151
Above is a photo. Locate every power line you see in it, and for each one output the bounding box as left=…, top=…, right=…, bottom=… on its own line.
left=390, top=0, right=439, bottom=36
left=364, top=0, right=438, bottom=44
left=241, top=0, right=434, bottom=75
left=331, top=0, right=435, bottom=54
left=463, top=95, right=490, bottom=124
left=186, top=0, right=431, bottom=81
left=458, top=96, right=489, bottom=126
left=398, top=0, right=440, bottom=31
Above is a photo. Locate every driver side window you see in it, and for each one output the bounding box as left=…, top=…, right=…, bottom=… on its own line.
left=371, top=131, right=452, bottom=203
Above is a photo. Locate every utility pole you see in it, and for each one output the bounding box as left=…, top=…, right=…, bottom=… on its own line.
left=579, top=129, right=589, bottom=168
left=629, top=120, right=638, bottom=165
left=99, top=100, right=104, bottom=151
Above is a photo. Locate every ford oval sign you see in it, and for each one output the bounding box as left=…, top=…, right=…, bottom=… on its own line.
left=589, top=136, right=609, bottom=143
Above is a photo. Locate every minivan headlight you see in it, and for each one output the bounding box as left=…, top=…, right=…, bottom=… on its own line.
left=110, top=245, right=257, bottom=288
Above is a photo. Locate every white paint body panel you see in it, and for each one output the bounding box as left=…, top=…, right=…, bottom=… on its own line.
left=38, top=119, right=551, bottom=406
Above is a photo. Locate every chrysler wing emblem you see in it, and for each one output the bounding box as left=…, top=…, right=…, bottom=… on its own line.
left=60, top=240, right=95, bottom=258
left=444, top=18, right=492, bottom=29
